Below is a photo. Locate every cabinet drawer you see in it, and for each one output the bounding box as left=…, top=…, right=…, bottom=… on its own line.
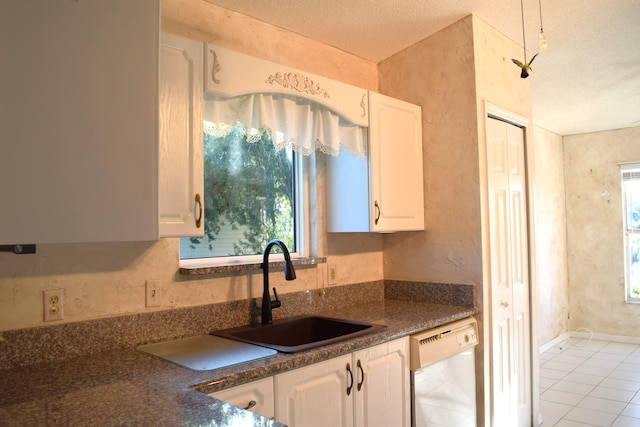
left=209, top=377, right=275, bottom=419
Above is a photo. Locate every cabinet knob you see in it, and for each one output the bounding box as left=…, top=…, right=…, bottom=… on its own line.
left=195, top=193, right=203, bottom=228
left=243, top=400, right=257, bottom=410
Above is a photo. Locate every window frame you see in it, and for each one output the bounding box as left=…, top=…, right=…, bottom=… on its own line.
left=622, top=162, right=640, bottom=303
left=179, top=150, right=311, bottom=268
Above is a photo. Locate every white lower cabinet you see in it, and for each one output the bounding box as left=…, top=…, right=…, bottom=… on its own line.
left=209, top=377, right=275, bottom=419
left=274, top=337, right=410, bottom=427
left=275, top=354, right=353, bottom=426
left=353, top=338, right=411, bottom=427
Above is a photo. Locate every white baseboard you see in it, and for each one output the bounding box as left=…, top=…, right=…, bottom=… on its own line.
left=540, top=330, right=640, bottom=353
left=539, top=332, right=571, bottom=353
left=571, top=331, right=640, bottom=345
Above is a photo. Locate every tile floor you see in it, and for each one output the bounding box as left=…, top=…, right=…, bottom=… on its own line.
left=540, top=338, right=640, bottom=426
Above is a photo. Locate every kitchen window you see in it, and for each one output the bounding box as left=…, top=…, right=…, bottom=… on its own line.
left=179, top=93, right=366, bottom=265
left=622, top=163, right=640, bottom=302
left=179, top=126, right=302, bottom=262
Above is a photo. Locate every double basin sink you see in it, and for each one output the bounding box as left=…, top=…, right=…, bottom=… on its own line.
left=211, top=315, right=387, bottom=353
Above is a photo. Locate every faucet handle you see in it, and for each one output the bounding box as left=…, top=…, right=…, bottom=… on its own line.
left=271, top=287, right=281, bottom=309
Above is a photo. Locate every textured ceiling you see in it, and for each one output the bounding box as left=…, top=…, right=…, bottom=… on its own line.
left=204, top=0, right=640, bottom=136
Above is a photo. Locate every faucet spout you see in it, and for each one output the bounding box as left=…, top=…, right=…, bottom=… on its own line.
left=261, top=239, right=296, bottom=324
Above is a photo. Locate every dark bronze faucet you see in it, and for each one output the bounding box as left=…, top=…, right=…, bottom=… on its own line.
left=261, top=239, right=296, bottom=324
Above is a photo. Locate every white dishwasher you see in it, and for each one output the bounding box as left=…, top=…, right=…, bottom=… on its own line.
left=410, top=317, right=478, bottom=427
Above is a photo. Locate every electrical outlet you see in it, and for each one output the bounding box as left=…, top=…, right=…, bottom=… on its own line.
left=328, top=264, right=337, bottom=285
left=146, top=280, right=161, bottom=307
left=43, top=289, right=63, bottom=322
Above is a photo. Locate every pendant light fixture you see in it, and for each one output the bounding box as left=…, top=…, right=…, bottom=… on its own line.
left=538, top=0, right=548, bottom=52
left=511, top=0, right=539, bottom=79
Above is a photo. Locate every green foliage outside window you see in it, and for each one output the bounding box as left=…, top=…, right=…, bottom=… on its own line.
left=180, top=127, right=295, bottom=259
left=624, top=177, right=640, bottom=300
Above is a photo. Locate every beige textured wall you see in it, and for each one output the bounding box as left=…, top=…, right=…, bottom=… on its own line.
left=564, top=126, right=640, bottom=336
left=161, top=0, right=377, bottom=90
left=0, top=0, right=381, bottom=332
left=532, top=126, right=569, bottom=345
left=378, top=15, right=534, bottom=425
left=379, top=16, right=483, bottom=286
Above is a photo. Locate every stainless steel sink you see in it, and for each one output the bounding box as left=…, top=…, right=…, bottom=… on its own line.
left=211, top=315, right=386, bottom=353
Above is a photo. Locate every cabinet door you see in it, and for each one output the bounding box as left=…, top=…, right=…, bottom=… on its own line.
left=353, top=338, right=410, bottom=427
left=0, top=0, right=160, bottom=244
left=209, top=377, right=275, bottom=419
left=159, top=33, right=204, bottom=237
left=326, top=92, right=424, bottom=233
left=368, top=92, right=424, bottom=232
left=275, top=354, right=353, bottom=427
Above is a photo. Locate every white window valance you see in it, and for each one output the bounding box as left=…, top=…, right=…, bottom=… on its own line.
left=203, top=93, right=367, bottom=158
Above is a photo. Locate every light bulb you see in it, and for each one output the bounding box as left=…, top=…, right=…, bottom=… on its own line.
left=539, top=30, right=548, bottom=52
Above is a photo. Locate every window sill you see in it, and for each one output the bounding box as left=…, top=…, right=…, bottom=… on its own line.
left=179, top=257, right=326, bottom=276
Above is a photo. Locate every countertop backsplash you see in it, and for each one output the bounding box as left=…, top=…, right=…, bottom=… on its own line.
left=0, top=280, right=475, bottom=370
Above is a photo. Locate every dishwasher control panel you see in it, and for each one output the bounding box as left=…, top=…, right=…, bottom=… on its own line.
left=456, top=327, right=478, bottom=348
left=409, top=317, right=478, bottom=370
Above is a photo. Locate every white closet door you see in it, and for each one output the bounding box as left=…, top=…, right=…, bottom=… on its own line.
left=486, top=116, right=531, bottom=427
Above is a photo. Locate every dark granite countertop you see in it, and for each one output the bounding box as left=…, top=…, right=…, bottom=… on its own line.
left=0, top=285, right=476, bottom=426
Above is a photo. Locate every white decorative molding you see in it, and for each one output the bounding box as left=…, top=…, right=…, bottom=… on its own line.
left=265, top=72, right=330, bottom=98
left=209, top=48, right=221, bottom=84
left=204, top=44, right=369, bottom=126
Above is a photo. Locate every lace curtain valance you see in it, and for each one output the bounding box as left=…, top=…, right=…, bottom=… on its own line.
left=203, top=93, right=367, bottom=158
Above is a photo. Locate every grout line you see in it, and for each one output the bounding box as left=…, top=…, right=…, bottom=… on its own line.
left=541, top=339, right=640, bottom=426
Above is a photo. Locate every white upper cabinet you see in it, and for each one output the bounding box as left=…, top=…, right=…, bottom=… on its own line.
left=205, top=45, right=369, bottom=126
left=0, top=0, right=160, bottom=244
left=159, top=33, right=204, bottom=237
left=368, top=92, right=424, bottom=232
left=327, top=92, right=424, bottom=232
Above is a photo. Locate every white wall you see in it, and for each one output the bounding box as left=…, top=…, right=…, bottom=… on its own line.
left=532, top=126, right=569, bottom=345
left=564, top=126, right=640, bottom=337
